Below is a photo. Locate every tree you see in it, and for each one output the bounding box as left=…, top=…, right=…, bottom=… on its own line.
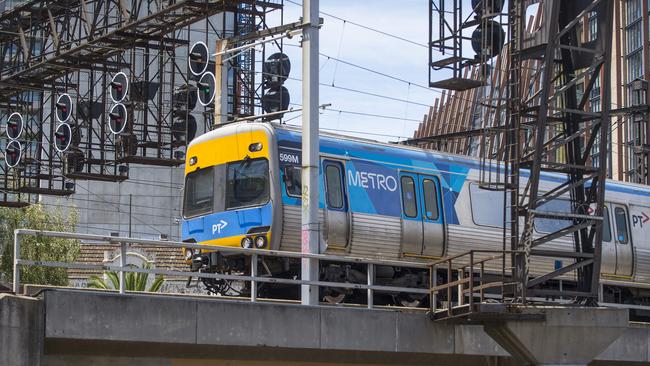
left=87, top=262, right=165, bottom=292
left=0, top=203, right=80, bottom=286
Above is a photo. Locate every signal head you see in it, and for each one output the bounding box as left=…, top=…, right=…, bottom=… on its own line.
left=4, top=140, right=22, bottom=168
left=188, top=42, right=209, bottom=76
left=54, top=123, right=72, bottom=152
left=110, top=72, right=129, bottom=103
left=172, top=114, right=197, bottom=143
left=471, top=0, right=504, bottom=17
left=108, top=103, right=128, bottom=134
left=261, top=85, right=290, bottom=117
left=471, top=20, right=505, bottom=59
left=263, top=52, right=291, bottom=88
left=197, top=72, right=216, bottom=107
left=6, top=112, right=23, bottom=140
left=55, top=94, right=73, bottom=123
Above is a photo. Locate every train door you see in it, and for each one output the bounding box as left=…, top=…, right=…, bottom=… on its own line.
left=399, top=172, right=445, bottom=257
left=322, top=160, right=350, bottom=249
left=600, top=205, right=617, bottom=275
left=612, top=204, right=634, bottom=277
left=419, top=175, right=445, bottom=257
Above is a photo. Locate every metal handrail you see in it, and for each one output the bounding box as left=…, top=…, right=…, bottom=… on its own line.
left=428, top=249, right=526, bottom=319
left=12, top=229, right=430, bottom=309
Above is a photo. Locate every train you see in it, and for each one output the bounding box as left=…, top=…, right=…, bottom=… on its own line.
left=181, top=121, right=650, bottom=306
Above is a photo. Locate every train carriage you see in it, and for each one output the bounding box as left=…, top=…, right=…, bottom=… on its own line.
left=181, top=122, right=650, bottom=305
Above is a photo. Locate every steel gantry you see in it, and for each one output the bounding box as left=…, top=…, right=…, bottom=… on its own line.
left=0, top=0, right=282, bottom=205
left=427, top=0, right=615, bottom=310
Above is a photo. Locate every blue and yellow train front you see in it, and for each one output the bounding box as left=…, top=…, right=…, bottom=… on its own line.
left=181, top=123, right=281, bottom=273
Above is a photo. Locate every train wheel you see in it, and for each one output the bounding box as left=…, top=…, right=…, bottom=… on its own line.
left=323, top=293, right=346, bottom=304
left=396, top=293, right=423, bottom=308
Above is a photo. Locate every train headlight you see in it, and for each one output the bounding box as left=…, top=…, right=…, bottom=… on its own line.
left=241, top=237, right=253, bottom=249
left=184, top=248, right=193, bottom=260
left=248, top=142, right=263, bottom=152
left=254, top=235, right=267, bottom=249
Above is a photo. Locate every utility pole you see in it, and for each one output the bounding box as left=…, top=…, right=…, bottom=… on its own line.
left=301, top=0, right=319, bottom=305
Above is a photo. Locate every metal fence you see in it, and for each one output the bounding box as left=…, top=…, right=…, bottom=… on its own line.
left=12, top=229, right=430, bottom=309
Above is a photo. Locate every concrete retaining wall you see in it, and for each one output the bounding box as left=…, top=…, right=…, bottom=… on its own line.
left=0, top=294, right=43, bottom=366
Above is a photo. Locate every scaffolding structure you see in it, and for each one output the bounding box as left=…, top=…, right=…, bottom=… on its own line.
left=0, top=0, right=283, bottom=206
left=426, top=0, right=614, bottom=312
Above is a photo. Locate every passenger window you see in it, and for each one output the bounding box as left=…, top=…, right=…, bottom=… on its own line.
left=284, top=165, right=302, bottom=198
left=325, top=164, right=344, bottom=209
left=602, top=206, right=612, bottom=242
left=469, top=183, right=511, bottom=227
left=614, top=207, right=629, bottom=244
left=422, top=179, right=439, bottom=220
left=534, top=198, right=572, bottom=233
left=401, top=176, right=418, bottom=218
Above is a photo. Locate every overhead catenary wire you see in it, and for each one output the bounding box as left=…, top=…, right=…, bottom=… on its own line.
left=284, top=0, right=428, bottom=49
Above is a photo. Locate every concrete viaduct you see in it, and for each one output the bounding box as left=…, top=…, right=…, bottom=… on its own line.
left=2, top=289, right=650, bottom=366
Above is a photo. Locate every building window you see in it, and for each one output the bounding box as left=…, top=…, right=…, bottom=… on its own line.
left=588, top=11, right=598, bottom=41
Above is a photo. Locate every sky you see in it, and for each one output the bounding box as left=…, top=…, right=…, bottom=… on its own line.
left=264, top=0, right=441, bottom=143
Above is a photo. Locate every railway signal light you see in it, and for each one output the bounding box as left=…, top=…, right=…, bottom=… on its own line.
left=197, top=72, right=216, bottom=107
left=172, top=114, right=197, bottom=143
left=173, top=85, right=198, bottom=112
left=5, top=140, right=22, bottom=168
left=471, top=19, right=505, bottom=59
left=261, top=85, right=290, bottom=114
left=109, top=103, right=128, bottom=134
left=55, top=94, right=73, bottom=123
left=262, top=53, right=291, bottom=120
left=471, top=0, right=504, bottom=17
left=110, top=72, right=129, bottom=103
left=263, top=52, right=291, bottom=89
left=6, top=112, right=23, bottom=140
left=54, top=123, right=72, bottom=152
left=189, top=42, right=209, bottom=76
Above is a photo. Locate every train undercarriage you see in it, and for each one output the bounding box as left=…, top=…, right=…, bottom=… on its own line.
left=188, top=251, right=430, bottom=307
left=187, top=251, right=650, bottom=320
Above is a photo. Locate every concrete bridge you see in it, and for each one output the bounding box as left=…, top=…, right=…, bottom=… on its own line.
left=2, top=289, right=650, bottom=366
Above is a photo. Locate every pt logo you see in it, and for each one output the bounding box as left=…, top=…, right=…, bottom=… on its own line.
left=212, top=220, right=228, bottom=235
left=632, top=212, right=650, bottom=228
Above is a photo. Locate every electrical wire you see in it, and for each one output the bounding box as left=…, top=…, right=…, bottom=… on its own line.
left=284, top=0, right=428, bottom=49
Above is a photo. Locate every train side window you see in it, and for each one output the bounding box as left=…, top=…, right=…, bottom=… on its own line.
left=534, top=198, right=572, bottom=233
left=422, top=179, right=439, bottom=220
left=284, top=165, right=302, bottom=198
left=614, top=207, right=629, bottom=244
left=401, top=176, right=418, bottom=218
left=602, top=206, right=612, bottom=242
left=325, top=164, right=344, bottom=209
left=469, top=183, right=510, bottom=227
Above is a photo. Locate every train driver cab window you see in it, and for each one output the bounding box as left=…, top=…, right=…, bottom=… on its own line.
left=422, top=179, right=439, bottom=220
left=284, top=165, right=302, bottom=198
left=226, top=158, right=270, bottom=209
left=614, top=207, right=629, bottom=244
left=325, top=164, right=344, bottom=209
left=183, top=166, right=214, bottom=218
left=401, top=176, right=418, bottom=218
left=602, top=206, right=612, bottom=242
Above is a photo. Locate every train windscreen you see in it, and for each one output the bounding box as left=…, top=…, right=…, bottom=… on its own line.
left=183, top=167, right=214, bottom=218
left=226, top=158, right=270, bottom=209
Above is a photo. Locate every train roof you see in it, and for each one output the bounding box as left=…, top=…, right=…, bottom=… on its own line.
left=193, top=121, right=650, bottom=197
